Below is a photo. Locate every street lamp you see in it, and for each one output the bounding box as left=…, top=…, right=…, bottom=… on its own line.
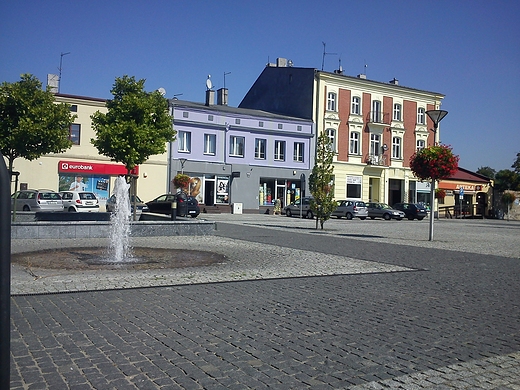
left=179, top=158, right=187, bottom=174
left=425, top=109, right=448, bottom=241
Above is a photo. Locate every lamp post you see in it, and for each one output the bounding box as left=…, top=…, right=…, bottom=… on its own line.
left=179, top=158, right=187, bottom=174
left=425, top=109, right=448, bottom=241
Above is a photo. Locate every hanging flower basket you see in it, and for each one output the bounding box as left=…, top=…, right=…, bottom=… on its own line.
left=435, top=189, right=446, bottom=199
left=410, top=144, right=459, bottom=181
left=501, top=192, right=516, bottom=205
left=172, top=173, right=190, bottom=190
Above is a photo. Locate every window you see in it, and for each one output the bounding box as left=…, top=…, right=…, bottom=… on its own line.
left=392, top=137, right=402, bottom=159
left=393, top=103, right=402, bottom=121
left=349, top=131, right=360, bottom=155
left=259, top=121, right=264, bottom=127
left=325, top=128, right=336, bottom=152
left=370, top=133, right=381, bottom=156
left=182, top=112, right=189, bottom=118
left=229, top=136, right=245, bottom=157
left=278, top=123, right=283, bottom=129
left=235, top=118, right=241, bottom=124
left=417, top=139, right=426, bottom=151
left=346, top=176, right=362, bottom=198
left=417, top=107, right=425, bottom=124
left=208, top=115, right=214, bottom=121
left=274, top=140, right=285, bottom=161
left=69, top=124, right=80, bottom=145
left=297, top=125, right=302, bottom=131
left=204, top=134, right=216, bottom=155
left=327, top=92, right=337, bottom=111
left=70, top=105, right=78, bottom=112
left=178, top=131, right=191, bottom=152
left=371, top=100, right=382, bottom=122
left=293, top=142, right=304, bottom=162
left=255, top=138, right=266, bottom=159
left=351, top=96, right=360, bottom=115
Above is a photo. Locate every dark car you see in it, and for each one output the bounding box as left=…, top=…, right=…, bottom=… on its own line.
left=106, top=194, right=149, bottom=216
left=366, top=202, right=405, bottom=220
left=146, top=193, right=200, bottom=218
left=393, top=203, right=428, bottom=220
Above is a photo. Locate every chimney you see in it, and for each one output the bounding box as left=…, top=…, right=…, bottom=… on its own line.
left=389, top=78, right=399, bottom=85
left=277, top=57, right=288, bottom=67
left=205, top=89, right=215, bottom=106
left=217, top=88, right=228, bottom=106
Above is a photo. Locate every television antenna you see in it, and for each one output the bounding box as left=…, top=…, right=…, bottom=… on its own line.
left=58, top=52, right=70, bottom=93
left=321, top=42, right=337, bottom=71
left=223, top=72, right=231, bottom=89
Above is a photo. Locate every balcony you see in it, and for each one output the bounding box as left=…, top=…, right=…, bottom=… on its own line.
left=367, top=111, right=390, bottom=125
left=366, top=154, right=387, bottom=166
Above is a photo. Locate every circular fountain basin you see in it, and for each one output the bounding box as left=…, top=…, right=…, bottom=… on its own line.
left=12, top=247, right=226, bottom=270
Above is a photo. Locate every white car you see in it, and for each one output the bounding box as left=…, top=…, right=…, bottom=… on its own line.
left=60, top=191, right=100, bottom=212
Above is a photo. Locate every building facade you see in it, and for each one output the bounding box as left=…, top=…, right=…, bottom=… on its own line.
left=240, top=59, right=446, bottom=207
left=169, top=90, right=314, bottom=213
left=7, top=94, right=169, bottom=209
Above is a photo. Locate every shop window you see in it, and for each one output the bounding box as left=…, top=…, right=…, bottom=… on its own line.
left=346, top=176, right=362, bottom=198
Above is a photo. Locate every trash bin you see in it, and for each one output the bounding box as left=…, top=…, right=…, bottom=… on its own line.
left=232, top=203, right=242, bottom=214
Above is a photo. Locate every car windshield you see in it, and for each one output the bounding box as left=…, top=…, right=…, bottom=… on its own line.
left=380, top=203, right=392, bottom=209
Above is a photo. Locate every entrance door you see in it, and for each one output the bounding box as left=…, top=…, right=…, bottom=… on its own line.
left=369, top=178, right=380, bottom=202
left=204, top=181, right=215, bottom=206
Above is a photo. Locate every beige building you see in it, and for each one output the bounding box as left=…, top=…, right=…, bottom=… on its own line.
left=7, top=93, right=169, bottom=209
left=240, top=59, right=446, bottom=207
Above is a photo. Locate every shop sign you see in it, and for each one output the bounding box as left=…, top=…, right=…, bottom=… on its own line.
left=59, top=160, right=139, bottom=175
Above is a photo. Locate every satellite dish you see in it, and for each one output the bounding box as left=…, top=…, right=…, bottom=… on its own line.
left=206, top=75, right=212, bottom=90
left=157, top=87, right=166, bottom=96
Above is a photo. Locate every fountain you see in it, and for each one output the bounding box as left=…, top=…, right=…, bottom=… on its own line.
left=109, top=176, right=133, bottom=262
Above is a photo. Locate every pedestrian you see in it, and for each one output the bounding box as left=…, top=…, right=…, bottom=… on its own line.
left=273, top=198, right=282, bottom=215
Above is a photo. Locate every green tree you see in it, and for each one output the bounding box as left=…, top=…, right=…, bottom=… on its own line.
left=495, top=169, right=520, bottom=192
left=476, top=166, right=496, bottom=180
left=309, top=132, right=336, bottom=229
left=0, top=74, right=75, bottom=176
left=512, top=152, right=520, bottom=174
left=91, top=75, right=175, bottom=218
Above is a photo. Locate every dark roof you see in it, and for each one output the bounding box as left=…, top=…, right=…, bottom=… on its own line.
left=171, top=98, right=312, bottom=123
left=447, top=167, right=492, bottom=183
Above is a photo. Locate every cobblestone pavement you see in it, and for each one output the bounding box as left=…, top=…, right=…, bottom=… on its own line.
left=9, top=215, right=520, bottom=389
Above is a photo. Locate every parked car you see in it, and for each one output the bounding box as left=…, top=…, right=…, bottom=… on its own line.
left=331, top=199, right=368, bottom=220
left=60, top=191, right=100, bottom=212
left=366, top=202, right=405, bottom=220
left=146, top=193, right=200, bottom=218
left=392, top=202, right=428, bottom=220
left=106, top=194, right=149, bottom=216
left=284, top=197, right=314, bottom=219
left=11, top=190, right=63, bottom=212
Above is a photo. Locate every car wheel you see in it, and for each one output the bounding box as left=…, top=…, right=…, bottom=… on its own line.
left=360, top=217, right=366, bottom=220
left=407, top=216, right=414, bottom=220
left=383, top=213, right=391, bottom=220
left=336, top=215, right=342, bottom=219
left=306, top=211, right=314, bottom=219
left=286, top=209, right=292, bottom=217
left=417, top=217, right=424, bottom=221
left=346, top=212, right=353, bottom=220
left=68, top=207, right=77, bottom=212
left=23, top=205, right=30, bottom=211
left=370, top=216, right=375, bottom=220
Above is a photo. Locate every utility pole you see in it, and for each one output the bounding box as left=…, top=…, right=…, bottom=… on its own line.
left=58, top=52, right=71, bottom=93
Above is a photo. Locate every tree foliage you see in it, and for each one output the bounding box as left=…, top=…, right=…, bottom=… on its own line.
left=309, top=132, right=336, bottom=229
left=495, top=169, right=520, bottom=192
left=91, top=75, right=175, bottom=173
left=512, top=152, right=520, bottom=174
left=0, top=73, right=75, bottom=174
left=476, top=166, right=496, bottom=180
left=409, top=144, right=459, bottom=181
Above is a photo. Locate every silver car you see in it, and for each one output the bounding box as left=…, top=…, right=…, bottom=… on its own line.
left=366, top=202, right=405, bottom=220
left=284, top=197, right=314, bottom=218
left=11, top=190, right=63, bottom=212
left=60, top=191, right=100, bottom=213
left=332, top=199, right=368, bottom=220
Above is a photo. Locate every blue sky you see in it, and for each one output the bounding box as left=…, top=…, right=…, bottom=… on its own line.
left=1, top=0, right=519, bottom=172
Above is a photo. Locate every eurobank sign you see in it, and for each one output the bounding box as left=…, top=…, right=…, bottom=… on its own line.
left=58, top=161, right=139, bottom=175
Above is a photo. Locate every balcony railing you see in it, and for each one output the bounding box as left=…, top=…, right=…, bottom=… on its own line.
left=365, top=154, right=387, bottom=166
left=367, top=111, right=390, bottom=125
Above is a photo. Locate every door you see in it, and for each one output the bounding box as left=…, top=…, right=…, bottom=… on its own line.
left=204, top=181, right=215, bottom=206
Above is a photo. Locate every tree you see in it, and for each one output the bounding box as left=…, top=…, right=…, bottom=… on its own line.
left=512, top=152, right=520, bottom=174
left=91, top=75, right=174, bottom=172
left=501, top=192, right=516, bottom=221
left=495, top=169, right=520, bottom=192
left=309, top=132, right=336, bottom=229
left=476, top=166, right=496, bottom=180
left=0, top=74, right=76, bottom=177
left=91, top=75, right=175, bottom=218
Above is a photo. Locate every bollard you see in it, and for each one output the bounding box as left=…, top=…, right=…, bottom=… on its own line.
left=0, top=153, right=11, bottom=388
left=171, top=201, right=177, bottom=221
